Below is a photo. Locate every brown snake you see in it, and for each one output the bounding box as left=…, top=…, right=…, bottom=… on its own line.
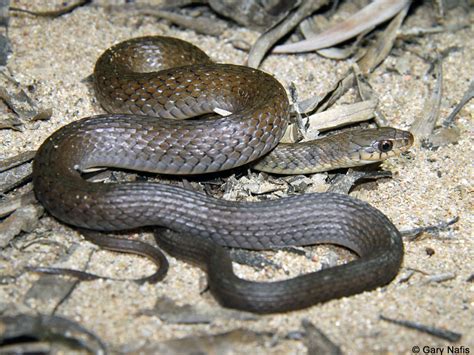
left=32, top=36, right=413, bottom=313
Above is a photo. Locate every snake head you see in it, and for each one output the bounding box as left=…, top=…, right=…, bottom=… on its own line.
left=350, top=127, right=414, bottom=164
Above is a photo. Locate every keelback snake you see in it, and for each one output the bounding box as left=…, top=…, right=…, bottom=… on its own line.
left=32, top=36, right=413, bottom=313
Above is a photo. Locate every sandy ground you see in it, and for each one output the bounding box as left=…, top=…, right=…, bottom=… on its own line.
left=1, top=0, right=473, bottom=353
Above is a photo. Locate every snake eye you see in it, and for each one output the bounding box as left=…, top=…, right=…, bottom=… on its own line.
left=377, top=140, right=393, bottom=152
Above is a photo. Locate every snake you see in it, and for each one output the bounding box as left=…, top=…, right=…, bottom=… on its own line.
left=32, top=36, right=413, bottom=313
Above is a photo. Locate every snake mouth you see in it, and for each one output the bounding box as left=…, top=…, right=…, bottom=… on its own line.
left=405, top=131, right=415, bottom=148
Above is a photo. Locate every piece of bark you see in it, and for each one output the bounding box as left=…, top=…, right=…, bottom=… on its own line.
left=273, top=0, right=410, bottom=53
left=248, top=0, right=329, bottom=68
left=0, top=204, right=43, bottom=248
left=411, top=56, right=443, bottom=139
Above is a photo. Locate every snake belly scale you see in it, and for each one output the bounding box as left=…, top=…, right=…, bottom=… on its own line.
left=32, top=36, right=411, bottom=313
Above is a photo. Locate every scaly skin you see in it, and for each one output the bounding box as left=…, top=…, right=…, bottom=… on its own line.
left=33, top=36, right=411, bottom=313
